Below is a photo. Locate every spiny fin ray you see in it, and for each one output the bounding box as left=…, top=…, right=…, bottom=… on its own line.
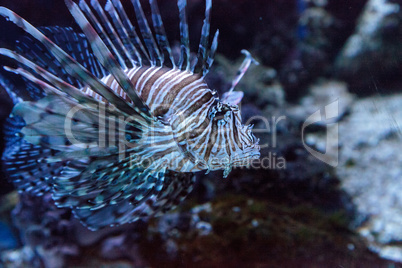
left=111, top=0, right=150, bottom=64
left=177, top=0, right=190, bottom=71
left=89, top=0, right=133, bottom=68
left=0, top=6, right=136, bottom=116
left=131, top=0, right=162, bottom=66
left=192, top=0, right=212, bottom=73
left=204, top=29, right=219, bottom=76
left=149, top=0, right=175, bottom=67
left=105, top=0, right=142, bottom=65
left=65, top=0, right=151, bottom=118
left=0, top=48, right=100, bottom=107
left=78, top=0, right=128, bottom=69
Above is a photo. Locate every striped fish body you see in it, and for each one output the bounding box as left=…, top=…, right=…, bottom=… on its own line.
left=100, top=66, right=258, bottom=174
left=0, top=0, right=260, bottom=230
left=99, top=66, right=211, bottom=121
left=102, top=66, right=212, bottom=172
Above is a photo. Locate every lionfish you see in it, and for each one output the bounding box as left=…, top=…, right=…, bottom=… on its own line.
left=0, top=0, right=260, bottom=230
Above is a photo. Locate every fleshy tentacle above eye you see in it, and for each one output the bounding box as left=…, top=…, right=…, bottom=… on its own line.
left=222, top=49, right=259, bottom=106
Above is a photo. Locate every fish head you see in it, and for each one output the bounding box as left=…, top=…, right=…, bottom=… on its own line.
left=207, top=101, right=260, bottom=173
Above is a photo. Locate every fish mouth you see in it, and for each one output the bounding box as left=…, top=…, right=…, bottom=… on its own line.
left=242, top=144, right=261, bottom=158
left=230, top=150, right=261, bottom=167
left=250, top=152, right=261, bottom=159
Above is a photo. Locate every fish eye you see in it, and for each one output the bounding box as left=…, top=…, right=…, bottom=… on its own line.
left=229, top=103, right=238, bottom=109
left=214, top=110, right=232, bottom=123
left=215, top=110, right=227, bottom=119
left=210, top=102, right=232, bottom=120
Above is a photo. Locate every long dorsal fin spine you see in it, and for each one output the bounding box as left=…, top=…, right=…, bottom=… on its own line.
left=105, top=0, right=142, bottom=66
left=4, top=66, right=66, bottom=97
left=0, top=48, right=100, bottom=107
left=65, top=0, right=151, bottom=118
left=131, top=0, right=162, bottom=66
left=177, top=0, right=190, bottom=71
left=0, top=7, right=135, bottom=116
left=78, top=0, right=127, bottom=69
left=192, top=0, right=212, bottom=73
left=111, top=0, right=150, bottom=64
left=3, top=64, right=148, bottom=129
left=149, top=0, right=175, bottom=67
left=89, top=0, right=133, bottom=68
left=204, top=29, right=219, bottom=76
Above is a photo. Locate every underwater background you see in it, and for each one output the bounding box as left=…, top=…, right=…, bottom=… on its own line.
left=0, top=0, right=401, bottom=267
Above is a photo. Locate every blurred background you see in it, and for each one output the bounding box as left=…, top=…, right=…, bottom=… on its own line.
left=0, top=0, right=401, bottom=267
